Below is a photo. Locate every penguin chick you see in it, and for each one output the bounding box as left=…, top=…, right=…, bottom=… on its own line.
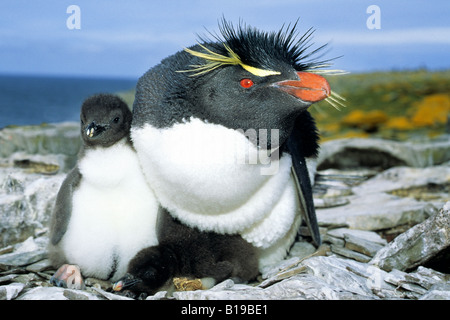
left=48, top=94, right=159, bottom=289
left=130, top=19, right=343, bottom=271
left=113, top=207, right=259, bottom=297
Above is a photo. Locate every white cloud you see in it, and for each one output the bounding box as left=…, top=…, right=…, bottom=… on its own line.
left=320, top=27, right=450, bottom=45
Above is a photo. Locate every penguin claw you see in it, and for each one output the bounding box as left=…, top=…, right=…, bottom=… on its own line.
left=50, top=264, right=85, bottom=290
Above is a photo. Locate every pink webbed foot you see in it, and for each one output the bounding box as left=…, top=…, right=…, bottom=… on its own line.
left=50, top=264, right=85, bottom=290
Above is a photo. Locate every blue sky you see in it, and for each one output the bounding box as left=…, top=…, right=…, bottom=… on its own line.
left=1, top=0, right=449, bottom=78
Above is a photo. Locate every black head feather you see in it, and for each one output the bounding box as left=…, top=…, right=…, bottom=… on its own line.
left=190, top=18, right=332, bottom=76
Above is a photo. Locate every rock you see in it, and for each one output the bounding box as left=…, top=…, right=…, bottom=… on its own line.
left=0, top=167, right=65, bottom=247
left=0, top=250, right=47, bottom=270
left=354, top=165, right=450, bottom=203
left=322, top=229, right=386, bottom=262
left=0, top=236, right=48, bottom=271
left=0, top=283, right=25, bottom=300
left=370, top=202, right=450, bottom=272
left=0, top=234, right=448, bottom=300
left=25, top=259, right=53, bottom=273
left=317, top=192, right=436, bottom=231
left=315, top=164, right=448, bottom=231
left=383, top=266, right=450, bottom=299
left=0, top=245, right=14, bottom=255
left=326, top=228, right=387, bottom=245
left=286, top=241, right=316, bottom=260
left=344, top=233, right=385, bottom=257
left=89, top=286, right=134, bottom=300
left=404, top=266, right=449, bottom=290
left=173, top=255, right=439, bottom=300
left=0, top=274, right=19, bottom=285
left=420, top=284, right=450, bottom=300
left=317, top=135, right=450, bottom=170
left=15, top=287, right=102, bottom=300
left=0, top=122, right=81, bottom=170
left=330, top=245, right=372, bottom=263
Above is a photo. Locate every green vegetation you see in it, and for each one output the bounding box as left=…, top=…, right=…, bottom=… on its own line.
left=312, top=69, right=450, bottom=141
left=116, top=89, right=136, bottom=109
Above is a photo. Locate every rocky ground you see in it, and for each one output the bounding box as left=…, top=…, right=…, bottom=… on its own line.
left=0, top=122, right=449, bottom=300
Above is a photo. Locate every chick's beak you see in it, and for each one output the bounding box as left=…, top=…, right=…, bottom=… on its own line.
left=274, top=71, right=330, bottom=103
left=85, top=121, right=106, bottom=138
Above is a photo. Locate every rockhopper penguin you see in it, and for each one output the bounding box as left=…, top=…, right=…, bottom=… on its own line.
left=130, top=20, right=344, bottom=275
left=48, top=94, right=159, bottom=289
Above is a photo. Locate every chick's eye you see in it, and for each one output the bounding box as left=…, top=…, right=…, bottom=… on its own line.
left=240, top=78, right=254, bottom=89
left=113, top=117, right=120, bottom=123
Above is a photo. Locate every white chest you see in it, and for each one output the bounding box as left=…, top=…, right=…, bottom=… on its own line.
left=132, top=118, right=302, bottom=270
left=62, top=141, right=159, bottom=280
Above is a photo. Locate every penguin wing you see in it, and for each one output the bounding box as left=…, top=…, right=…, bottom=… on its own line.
left=49, top=166, right=82, bottom=245
left=285, top=113, right=321, bottom=247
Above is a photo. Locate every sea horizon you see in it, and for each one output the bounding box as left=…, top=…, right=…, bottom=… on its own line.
left=0, top=73, right=137, bottom=129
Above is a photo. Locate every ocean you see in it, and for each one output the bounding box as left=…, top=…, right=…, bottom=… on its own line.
left=0, top=74, right=137, bottom=129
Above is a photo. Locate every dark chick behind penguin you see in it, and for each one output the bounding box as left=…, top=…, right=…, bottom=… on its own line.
left=48, top=94, right=159, bottom=289
left=113, top=207, right=259, bottom=297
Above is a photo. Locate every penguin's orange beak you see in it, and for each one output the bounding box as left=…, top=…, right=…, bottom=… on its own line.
left=274, top=72, right=330, bottom=103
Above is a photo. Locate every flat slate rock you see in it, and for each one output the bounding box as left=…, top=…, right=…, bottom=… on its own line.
left=370, top=202, right=450, bottom=272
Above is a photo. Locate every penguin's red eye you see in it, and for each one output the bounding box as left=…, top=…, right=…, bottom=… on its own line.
left=240, top=78, right=254, bottom=88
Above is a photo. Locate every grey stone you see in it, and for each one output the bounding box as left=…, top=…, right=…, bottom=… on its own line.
left=344, top=233, right=385, bottom=257
left=25, top=258, right=53, bottom=273
left=15, top=287, right=102, bottom=300
left=0, top=122, right=81, bottom=167
left=0, top=250, right=47, bottom=269
left=327, top=228, right=387, bottom=245
left=330, top=245, right=372, bottom=263
left=322, top=235, right=345, bottom=246
left=0, top=274, right=18, bottom=284
left=0, top=245, right=14, bottom=255
left=409, top=266, right=449, bottom=287
left=89, top=286, right=134, bottom=300
left=370, top=202, right=450, bottom=271
left=353, top=165, right=450, bottom=205
left=419, top=283, right=450, bottom=300
left=145, top=290, right=169, bottom=300
left=317, top=191, right=437, bottom=231
left=0, top=283, right=25, bottom=300
left=286, top=241, right=316, bottom=260
left=0, top=168, right=65, bottom=247
left=315, top=152, right=448, bottom=233
left=317, top=136, right=450, bottom=170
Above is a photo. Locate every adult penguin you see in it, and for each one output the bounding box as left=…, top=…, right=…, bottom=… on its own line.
left=48, top=94, right=159, bottom=289
left=131, top=19, right=344, bottom=273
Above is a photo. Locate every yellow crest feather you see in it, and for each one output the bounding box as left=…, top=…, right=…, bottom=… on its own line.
left=178, top=43, right=281, bottom=77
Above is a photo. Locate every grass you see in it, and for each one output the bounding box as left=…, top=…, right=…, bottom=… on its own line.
left=312, top=69, right=450, bottom=141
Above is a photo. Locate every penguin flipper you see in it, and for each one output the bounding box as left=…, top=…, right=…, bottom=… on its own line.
left=49, top=167, right=82, bottom=245
left=286, top=133, right=321, bottom=247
